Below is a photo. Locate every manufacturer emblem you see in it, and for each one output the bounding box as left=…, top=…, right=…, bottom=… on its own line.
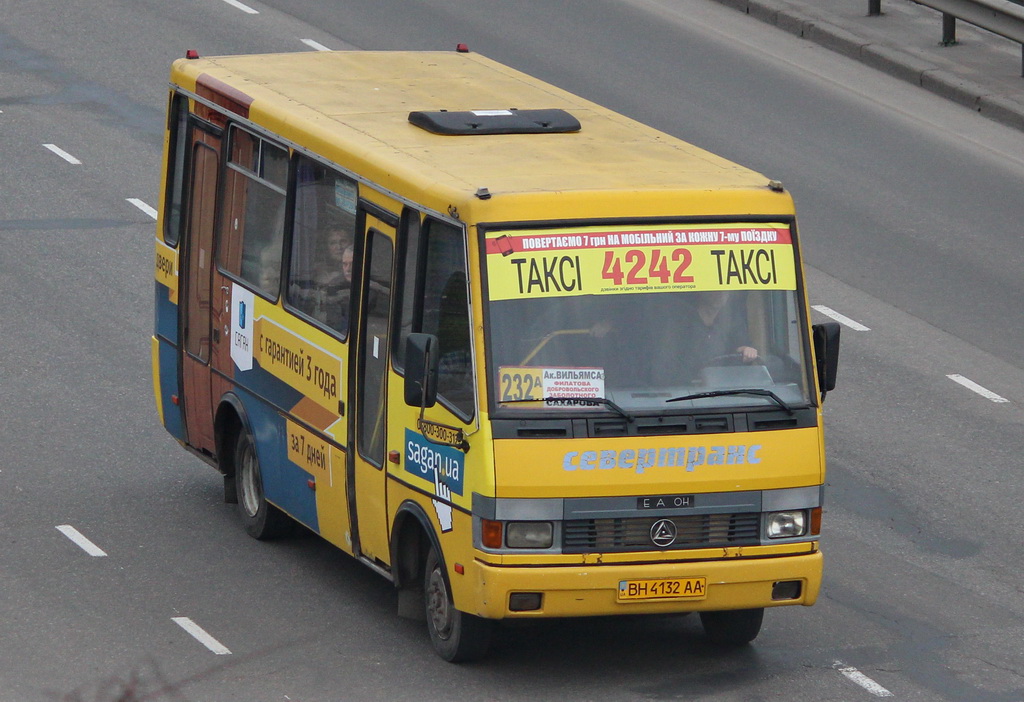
left=650, top=519, right=678, bottom=547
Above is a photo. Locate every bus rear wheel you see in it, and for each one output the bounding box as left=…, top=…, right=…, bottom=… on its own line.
left=699, top=608, right=764, bottom=646
left=234, top=430, right=292, bottom=540
left=423, top=546, right=492, bottom=662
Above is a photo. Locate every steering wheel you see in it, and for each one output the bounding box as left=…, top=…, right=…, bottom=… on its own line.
left=705, top=352, right=764, bottom=366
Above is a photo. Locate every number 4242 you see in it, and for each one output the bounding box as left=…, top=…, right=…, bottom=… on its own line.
left=601, top=249, right=693, bottom=286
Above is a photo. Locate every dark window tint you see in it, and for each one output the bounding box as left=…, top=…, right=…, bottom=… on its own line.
left=358, top=230, right=394, bottom=466
left=399, top=217, right=474, bottom=419
left=163, top=93, right=190, bottom=246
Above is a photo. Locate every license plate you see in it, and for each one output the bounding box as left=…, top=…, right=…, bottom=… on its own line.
left=617, top=577, right=707, bottom=602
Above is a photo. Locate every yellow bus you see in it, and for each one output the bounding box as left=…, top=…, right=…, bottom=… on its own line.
left=152, top=48, right=840, bottom=661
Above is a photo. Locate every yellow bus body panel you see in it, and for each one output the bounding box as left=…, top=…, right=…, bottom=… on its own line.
left=493, top=426, right=822, bottom=499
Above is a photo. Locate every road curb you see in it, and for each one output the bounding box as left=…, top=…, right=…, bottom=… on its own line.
left=861, top=44, right=939, bottom=84
left=712, top=0, right=1024, bottom=131
left=979, top=93, right=1024, bottom=129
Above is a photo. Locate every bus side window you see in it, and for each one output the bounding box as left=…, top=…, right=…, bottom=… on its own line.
left=286, top=155, right=357, bottom=335
left=397, top=216, right=474, bottom=420
left=163, top=93, right=189, bottom=246
left=218, top=126, right=288, bottom=298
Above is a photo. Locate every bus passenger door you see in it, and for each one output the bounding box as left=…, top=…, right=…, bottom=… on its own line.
left=180, top=130, right=221, bottom=456
left=351, top=216, right=396, bottom=563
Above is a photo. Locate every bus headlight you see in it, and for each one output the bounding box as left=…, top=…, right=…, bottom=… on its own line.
left=505, top=521, right=554, bottom=549
left=766, top=510, right=807, bottom=539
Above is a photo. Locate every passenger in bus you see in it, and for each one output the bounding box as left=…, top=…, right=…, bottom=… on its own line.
left=317, top=227, right=351, bottom=290
left=351, top=244, right=391, bottom=319
left=257, top=244, right=282, bottom=295
left=340, top=243, right=354, bottom=287
left=305, top=242, right=355, bottom=330
left=587, top=295, right=652, bottom=385
left=288, top=224, right=352, bottom=329
left=313, top=228, right=352, bottom=327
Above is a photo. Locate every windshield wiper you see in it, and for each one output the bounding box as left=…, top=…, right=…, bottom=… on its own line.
left=665, top=388, right=794, bottom=415
left=500, top=396, right=634, bottom=422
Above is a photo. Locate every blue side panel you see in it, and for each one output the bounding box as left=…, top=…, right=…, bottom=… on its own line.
left=157, top=339, right=185, bottom=442
left=234, top=368, right=319, bottom=532
left=239, top=357, right=304, bottom=414
left=155, top=281, right=178, bottom=345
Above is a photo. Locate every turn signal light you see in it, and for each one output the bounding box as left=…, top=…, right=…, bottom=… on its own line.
left=481, top=519, right=503, bottom=549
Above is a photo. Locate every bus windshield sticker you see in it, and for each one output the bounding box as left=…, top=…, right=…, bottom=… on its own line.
left=334, top=179, right=358, bottom=214
left=498, top=366, right=606, bottom=408
left=485, top=224, right=795, bottom=301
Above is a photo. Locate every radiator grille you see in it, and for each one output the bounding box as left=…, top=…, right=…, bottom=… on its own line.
left=563, top=513, right=760, bottom=553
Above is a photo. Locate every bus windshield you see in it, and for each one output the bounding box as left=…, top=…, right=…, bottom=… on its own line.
left=485, top=223, right=813, bottom=413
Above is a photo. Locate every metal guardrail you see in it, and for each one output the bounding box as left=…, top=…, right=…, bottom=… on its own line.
left=870, top=0, right=1024, bottom=75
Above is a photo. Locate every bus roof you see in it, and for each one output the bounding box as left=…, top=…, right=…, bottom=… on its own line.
left=171, top=50, right=792, bottom=222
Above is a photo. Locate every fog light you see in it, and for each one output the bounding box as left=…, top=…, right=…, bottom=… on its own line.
left=506, top=521, right=553, bottom=549
left=509, top=592, right=543, bottom=611
left=772, top=580, right=802, bottom=601
left=766, top=510, right=807, bottom=538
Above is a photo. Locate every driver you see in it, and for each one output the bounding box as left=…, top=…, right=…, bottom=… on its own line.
left=685, top=290, right=758, bottom=365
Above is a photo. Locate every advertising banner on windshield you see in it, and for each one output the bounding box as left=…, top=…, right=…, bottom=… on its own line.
left=485, top=223, right=795, bottom=301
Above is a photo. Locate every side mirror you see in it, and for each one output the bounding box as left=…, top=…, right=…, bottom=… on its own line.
left=812, top=322, right=841, bottom=400
left=404, top=332, right=439, bottom=408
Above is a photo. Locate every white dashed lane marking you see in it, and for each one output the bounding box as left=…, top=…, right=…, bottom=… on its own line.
left=172, top=617, right=232, bottom=655
left=43, top=144, right=81, bottom=164
left=812, top=305, right=870, bottom=331
left=126, top=198, right=157, bottom=219
left=220, top=0, right=258, bottom=13
left=301, top=39, right=331, bottom=51
left=946, top=374, right=1009, bottom=403
left=835, top=661, right=894, bottom=697
left=56, top=525, right=107, bottom=557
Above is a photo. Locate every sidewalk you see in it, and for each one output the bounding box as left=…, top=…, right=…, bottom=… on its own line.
left=710, top=0, right=1024, bottom=130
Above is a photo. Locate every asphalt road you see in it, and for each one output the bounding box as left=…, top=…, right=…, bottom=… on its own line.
left=1, top=1, right=1023, bottom=700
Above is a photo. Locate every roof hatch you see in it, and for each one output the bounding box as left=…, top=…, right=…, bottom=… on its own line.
left=408, top=108, right=581, bottom=135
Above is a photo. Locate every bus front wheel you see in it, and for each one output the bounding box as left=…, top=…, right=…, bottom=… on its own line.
left=423, top=546, right=492, bottom=662
left=699, top=608, right=764, bottom=646
left=234, top=430, right=292, bottom=540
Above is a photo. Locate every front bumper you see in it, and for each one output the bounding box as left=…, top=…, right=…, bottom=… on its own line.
left=469, top=551, right=822, bottom=619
